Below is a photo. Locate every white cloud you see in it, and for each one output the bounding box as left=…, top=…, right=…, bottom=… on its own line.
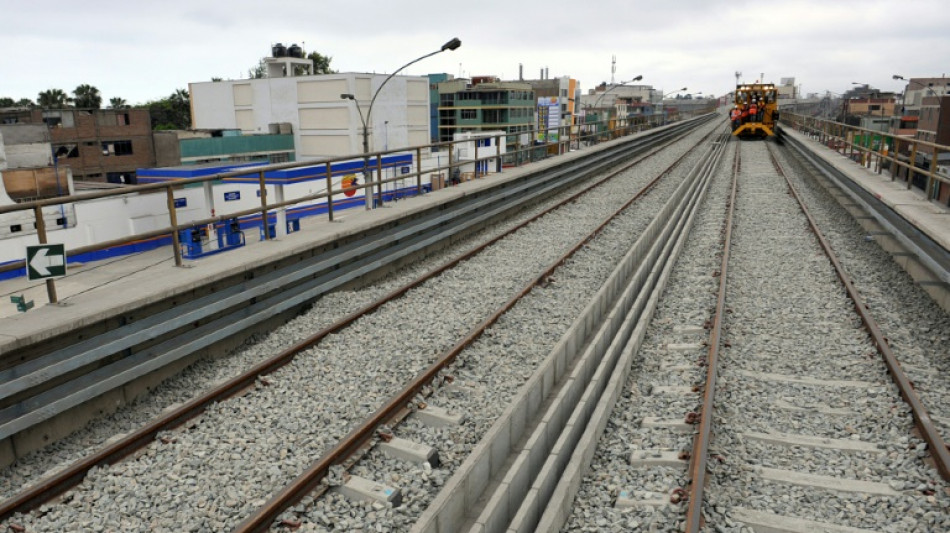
left=1, top=0, right=948, bottom=104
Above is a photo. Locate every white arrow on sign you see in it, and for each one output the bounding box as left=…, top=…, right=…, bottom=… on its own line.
left=29, top=247, right=65, bottom=276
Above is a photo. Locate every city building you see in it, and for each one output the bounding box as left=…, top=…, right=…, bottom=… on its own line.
left=436, top=77, right=536, bottom=151
left=0, top=108, right=156, bottom=184
left=0, top=123, right=76, bottom=241
left=916, top=94, right=950, bottom=146
left=427, top=73, right=454, bottom=144
left=523, top=73, right=579, bottom=130
left=189, top=71, right=431, bottom=162
left=899, top=77, right=950, bottom=116
left=153, top=128, right=296, bottom=167
left=777, top=78, right=797, bottom=100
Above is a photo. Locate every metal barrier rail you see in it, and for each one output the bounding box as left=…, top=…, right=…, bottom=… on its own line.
left=781, top=112, right=950, bottom=203
left=0, top=113, right=681, bottom=297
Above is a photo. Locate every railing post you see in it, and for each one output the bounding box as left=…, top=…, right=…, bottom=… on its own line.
left=495, top=133, right=502, bottom=173
left=415, top=147, right=423, bottom=195
left=908, top=142, right=919, bottom=189
left=33, top=205, right=58, bottom=304
left=890, top=137, right=901, bottom=181
left=166, top=187, right=183, bottom=267
left=474, top=140, right=479, bottom=179
left=363, top=156, right=372, bottom=209
left=926, top=145, right=939, bottom=199
left=259, top=170, right=270, bottom=240
left=325, top=163, right=334, bottom=222
left=376, top=155, right=384, bottom=205
left=448, top=142, right=455, bottom=183
left=876, top=135, right=887, bottom=174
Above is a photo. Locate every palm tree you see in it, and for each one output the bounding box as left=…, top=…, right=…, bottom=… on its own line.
left=73, top=84, right=102, bottom=109
left=109, top=97, right=128, bottom=109
left=37, top=89, right=71, bottom=108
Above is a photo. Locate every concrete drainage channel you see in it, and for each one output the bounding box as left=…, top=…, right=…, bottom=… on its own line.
left=413, top=133, right=729, bottom=532
left=0, top=116, right=714, bottom=467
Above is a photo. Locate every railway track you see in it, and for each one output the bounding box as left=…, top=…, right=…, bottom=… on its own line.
left=0, top=116, right=723, bottom=530
left=561, top=138, right=950, bottom=532
left=0, top=116, right=710, bottom=466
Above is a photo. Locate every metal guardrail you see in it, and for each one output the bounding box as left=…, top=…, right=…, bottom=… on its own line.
left=0, top=113, right=684, bottom=296
left=782, top=112, right=950, bottom=204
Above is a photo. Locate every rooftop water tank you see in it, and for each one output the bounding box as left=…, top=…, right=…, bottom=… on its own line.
left=272, top=43, right=287, bottom=57
left=288, top=44, right=303, bottom=58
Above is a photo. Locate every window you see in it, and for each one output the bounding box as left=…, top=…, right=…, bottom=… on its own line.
left=55, top=144, right=79, bottom=158
left=102, top=140, right=134, bottom=156
left=461, top=109, right=476, bottom=119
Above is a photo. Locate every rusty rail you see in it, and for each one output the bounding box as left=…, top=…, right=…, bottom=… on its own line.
left=684, top=141, right=740, bottom=532
left=767, top=144, right=950, bottom=481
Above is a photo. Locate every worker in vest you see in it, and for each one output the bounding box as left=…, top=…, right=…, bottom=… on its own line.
left=740, top=104, right=749, bottom=125
left=730, top=107, right=741, bottom=130
left=748, top=101, right=758, bottom=123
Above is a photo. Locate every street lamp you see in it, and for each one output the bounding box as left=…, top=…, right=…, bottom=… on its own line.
left=662, top=87, right=687, bottom=99
left=592, top=75, right=643, bottom=108
left=893, top=74, right=940, bottom=113
left=658, top=87, right=686, bottom=125
left=341, top=37, right=461, bottom=207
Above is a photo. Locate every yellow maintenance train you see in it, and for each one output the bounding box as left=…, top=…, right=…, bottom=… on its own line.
left=731, top=83, right=779, bottom=139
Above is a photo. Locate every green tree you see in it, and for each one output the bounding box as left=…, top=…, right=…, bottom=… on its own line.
left=73, top=84, right=102, bottom=109
left=248, top=58, right=266, bottom=79
left=109, top=97, right=128, bottom=109
left=38, top=89, right=72, bottom=108
left=16, top=98, right=34, bottom=107
left=146, top=88, right=191, bottom=130
left=307, top=51, right=335, bottom=74
left=0, top=97, right=14, bottom=107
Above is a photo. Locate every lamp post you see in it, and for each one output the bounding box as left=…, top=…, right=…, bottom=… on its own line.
left=660, top=87, right=687, bottom=124
left=341, top=37, right=461, bottom=208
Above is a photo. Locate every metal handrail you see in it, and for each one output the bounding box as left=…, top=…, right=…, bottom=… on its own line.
left=0, top=114, right=674, bottom=282
left=781, top=112, right=950, bottom=200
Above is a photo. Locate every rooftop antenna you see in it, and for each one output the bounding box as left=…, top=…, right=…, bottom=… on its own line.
left=611, top=55, right=616, bottom=84
left=735, top=71, right=741, bottom=85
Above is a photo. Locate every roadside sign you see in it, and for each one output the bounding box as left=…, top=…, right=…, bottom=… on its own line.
left=26, top=244, right=66, bottom=280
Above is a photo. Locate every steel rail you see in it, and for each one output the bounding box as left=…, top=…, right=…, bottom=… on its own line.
left=766, top=144, right=950, bottom=481
left=0, top=118, right=705, bottom=523
left=684, top=141, right=740, bottom=532
left=233, top=124, right=722, bottom=533
left=0, top=119, right=709, bottom=448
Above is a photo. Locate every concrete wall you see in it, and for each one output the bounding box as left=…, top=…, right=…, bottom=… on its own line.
left=153, top=131, right=182, bottom=167
left=190, top=73, right=431, bottom=162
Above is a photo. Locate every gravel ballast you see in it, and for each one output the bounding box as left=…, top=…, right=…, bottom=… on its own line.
left=1, top=121, right=722, bottom=531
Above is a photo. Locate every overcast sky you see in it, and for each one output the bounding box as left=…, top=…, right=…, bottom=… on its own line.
left=2, top=0, right=949, bottom=105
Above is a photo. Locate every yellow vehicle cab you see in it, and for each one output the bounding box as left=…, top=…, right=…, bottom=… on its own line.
left=732, top=83, right=779, bottom=138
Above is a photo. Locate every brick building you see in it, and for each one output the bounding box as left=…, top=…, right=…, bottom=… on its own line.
left=0, top=108, right=156, bottom=184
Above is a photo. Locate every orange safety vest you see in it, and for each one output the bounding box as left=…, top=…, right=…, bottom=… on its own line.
left=749, top=103, right=758, bottom=116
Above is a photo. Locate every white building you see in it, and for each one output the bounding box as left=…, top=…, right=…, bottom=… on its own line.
left=189, top=72, right=432, bottom=162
